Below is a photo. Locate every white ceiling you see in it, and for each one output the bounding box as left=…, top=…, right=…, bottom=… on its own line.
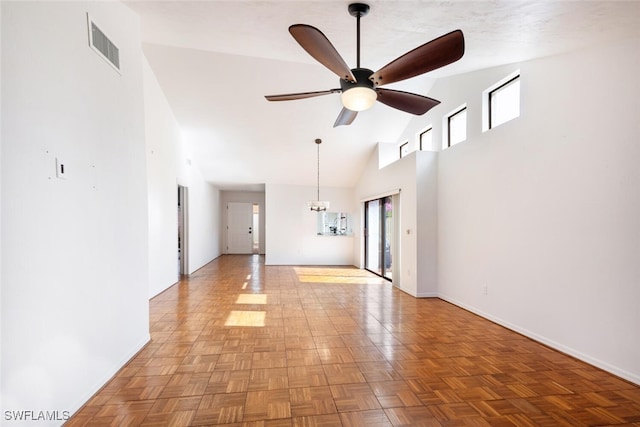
left=125, top=0, right=640, bottom=190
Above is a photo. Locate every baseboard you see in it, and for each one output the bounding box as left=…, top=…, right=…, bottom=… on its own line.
left=393, top=284, right=416, bottom=297
left=67, top=333, right=151, bottom=418
left=438, top=294, right=640, bottom=386
left=416, top=291, right=438, bottom=298
left=392, top=283, right=437, bottom=299
left=148, top=274, right=180, bottom=299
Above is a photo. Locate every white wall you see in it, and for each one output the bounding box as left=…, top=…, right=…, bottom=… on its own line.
left=143, top=56, right=180, bottom=298
left=265, top=184, right=355, bottom=265
left=176, top=142, right=222, bottom=274
left=1, top=1, right=150, bottom=421
left=426, top=40, right=640, bottom=384
left=143, top=46, right=223, bottom=282
left=0, top=2, right=4, bottom=413
left=415, top=151, right=438, bottom=297
left=221, top=191, right=266, bottom=254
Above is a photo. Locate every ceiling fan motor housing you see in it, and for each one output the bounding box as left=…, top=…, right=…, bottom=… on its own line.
left=340, top=68, right=375, bottom=92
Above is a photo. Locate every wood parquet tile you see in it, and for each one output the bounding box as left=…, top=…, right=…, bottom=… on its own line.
left=289, top=386, right=337, bottom=418
left=67, top=255, right=640, bottom=426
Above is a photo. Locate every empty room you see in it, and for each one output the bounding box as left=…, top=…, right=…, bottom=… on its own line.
left=1, top=1, right=639, bottom=426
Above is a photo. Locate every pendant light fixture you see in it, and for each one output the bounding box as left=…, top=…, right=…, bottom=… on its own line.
left=308, top=138, right=330, bottom=212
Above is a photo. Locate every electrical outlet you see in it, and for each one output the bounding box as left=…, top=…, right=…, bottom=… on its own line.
left=482, top=285, right=488, bottom=295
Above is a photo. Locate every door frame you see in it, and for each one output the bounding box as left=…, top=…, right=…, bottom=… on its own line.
left=178, top=185, right=189, bottom=275
left=364, top=195, right=394, bottom=282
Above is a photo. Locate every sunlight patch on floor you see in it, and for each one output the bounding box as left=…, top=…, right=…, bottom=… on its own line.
left=296, top=274, right=386, bottom=285
left=294, top=267, right=375, bottom=277
left=235, top=294, right=267, bottom=305
left=224, top=310, right=266, bottom=327
left=294, top=267, right=387, bottom=285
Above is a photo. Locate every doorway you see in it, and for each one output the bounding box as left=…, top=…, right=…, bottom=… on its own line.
left=252, top=203, right=260, bottom=254
left=364, top=196, right=394, bottom=281
left=177, top=185, right=189, bottom=275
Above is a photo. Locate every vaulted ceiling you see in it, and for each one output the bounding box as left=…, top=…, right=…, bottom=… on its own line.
left=125, top=0, right=639, bottom=190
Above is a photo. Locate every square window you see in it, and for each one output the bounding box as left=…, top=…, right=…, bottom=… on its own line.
left=489, top=75, right=520, bottom=129
left=419, top=127, right=433, bottom=151
left=447, top=107, right=467, bottom=147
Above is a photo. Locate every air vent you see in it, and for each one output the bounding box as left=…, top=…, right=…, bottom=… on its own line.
left=87, top=14, right=120, bottom=73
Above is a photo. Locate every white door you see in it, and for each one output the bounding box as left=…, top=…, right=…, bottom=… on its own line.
left=227, top=202, right=253, bottom=254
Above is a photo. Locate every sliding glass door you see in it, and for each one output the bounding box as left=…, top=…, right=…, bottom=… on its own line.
left=365, top=196, right=393, bottom=280
left=365, top=199, right=382, bottom=276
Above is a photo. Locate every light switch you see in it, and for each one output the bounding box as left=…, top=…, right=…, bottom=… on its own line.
left=56, top=157, right=66, bottom=179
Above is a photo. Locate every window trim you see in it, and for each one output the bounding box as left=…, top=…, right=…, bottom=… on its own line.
left=483, top=70, right=520, bottom=132
left=418, top=126, right=433, bottom=151
left=445, top=105, right=467, bottom=148
left=489, top=74, right=520, bottom=129
left=399, top=141, right=409, bottom=158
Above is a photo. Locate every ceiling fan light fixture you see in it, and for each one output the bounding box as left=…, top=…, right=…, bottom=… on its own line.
left=265, top=3, right=465, bottom=127
left=341, top=86, right=377, bottom=111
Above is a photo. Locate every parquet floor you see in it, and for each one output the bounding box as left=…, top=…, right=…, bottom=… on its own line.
left=67, top=255, right=640, bottom=426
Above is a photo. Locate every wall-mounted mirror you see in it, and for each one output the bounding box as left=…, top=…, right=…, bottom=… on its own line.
left=317, top=212, right=352, bottom=236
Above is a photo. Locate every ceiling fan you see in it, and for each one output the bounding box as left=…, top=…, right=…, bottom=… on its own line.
left=265, top=3, right=465, bottom=127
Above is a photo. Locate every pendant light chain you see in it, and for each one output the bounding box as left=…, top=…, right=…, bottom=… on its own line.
left=308, top=138, right=328, bottom=211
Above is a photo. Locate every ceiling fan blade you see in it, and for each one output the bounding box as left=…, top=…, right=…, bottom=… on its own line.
left=370, top=30, right=464, bottom=86
left=376, top=88, right=440, bottom=115
left=289, top=24, right=356, bottom=82
left=333, top=107, right=358, bottom=127
left=265, top=89, right=341, bottom=102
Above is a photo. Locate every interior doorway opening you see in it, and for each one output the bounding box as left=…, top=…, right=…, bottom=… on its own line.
left=178, top=185, right=189, bottom=275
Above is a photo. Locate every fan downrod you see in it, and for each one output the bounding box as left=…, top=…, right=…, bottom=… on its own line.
left=349, top=3, right=369, bottom=68
left=348, top=3, right=370, bottom=17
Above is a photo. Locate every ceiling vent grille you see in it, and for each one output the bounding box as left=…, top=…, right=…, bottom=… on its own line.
left=87, top=14, right=120, bottom=73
